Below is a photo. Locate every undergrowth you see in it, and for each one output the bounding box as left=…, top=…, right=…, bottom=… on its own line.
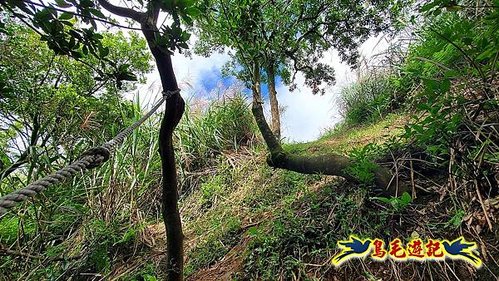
left=1, top=2, right=499, bottom=281
left=0, top=90, right=258, bottom=280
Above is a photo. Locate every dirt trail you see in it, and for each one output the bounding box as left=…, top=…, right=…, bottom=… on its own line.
left=186, top=238, right=250, bottom=281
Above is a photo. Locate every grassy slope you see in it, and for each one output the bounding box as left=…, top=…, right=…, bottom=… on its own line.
left=109, top=112, right=498, bottom=280
left=284, top=113, right=409, bottom=155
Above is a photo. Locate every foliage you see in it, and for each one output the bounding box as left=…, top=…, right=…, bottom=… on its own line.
left=1, top=0, right=499, bottom=280
left=340, top=73, right=402, bottom=125
left=199, top=175, right=225, bottom=206
left=0, top=22, right=151, bottom=188
left=344, top=143, right=385, bottom=185
left=1, top=0, right=203, bottom=279
left=372, top=192, right=412, bottom=212
left=0, top=90, right=259, bottom=279
left=400, top=4, right=499, bottom=186
left=184, top=215, right=241, bottom=275
left=176, top=93, right=256, bottom=171
left=400, top=9, right=498, bottom=92
left=0, top=216, right=35, bottom=244
left=196, top=0, right=407, bottom=94
left=242, top=183, right=387, bottom=280
left=0, top=0, right=200, bottom=60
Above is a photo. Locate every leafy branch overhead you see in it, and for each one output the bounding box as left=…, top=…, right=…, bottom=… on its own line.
left=0, top=0, right=201, bottom=86
left=196, top=0, right=406, bottom=94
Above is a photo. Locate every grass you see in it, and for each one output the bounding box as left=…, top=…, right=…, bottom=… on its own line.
left=53, top=106, right=409, bottom=280
left=2, top=87, right=497, bottom=280
left=160, top=111, right=413, bottom=280
left=284, top=113, right=409, bottom=156
left=181, top=162, right=329, bottom=280
left=174, top=107, right=497, bottom=280
left=0, top=91, right=258, bottom=280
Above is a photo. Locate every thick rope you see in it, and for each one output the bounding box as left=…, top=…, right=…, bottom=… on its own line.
left=0, top=89, right=180, bottom=217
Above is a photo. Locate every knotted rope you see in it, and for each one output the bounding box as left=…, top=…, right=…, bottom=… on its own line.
left=0, top=89, right=180, bottom=217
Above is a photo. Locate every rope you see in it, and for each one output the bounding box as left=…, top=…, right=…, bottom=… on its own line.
left=0, top=89, right=180, bottom=217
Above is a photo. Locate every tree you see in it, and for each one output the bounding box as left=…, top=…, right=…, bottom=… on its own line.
left=0, top=21, right=151, bottom=183
left=0, top=0, right=200, bottom=279
left=196, top=0, right=407, bottom=194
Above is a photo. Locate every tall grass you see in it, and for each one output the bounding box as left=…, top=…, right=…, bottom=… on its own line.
left=176, top=92, right=257, bottom=171
left=339, top=73, right=401, bottom=126
left=0, top=90, right=257, bottom=279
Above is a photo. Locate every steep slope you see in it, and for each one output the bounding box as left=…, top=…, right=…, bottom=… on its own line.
left=109, top=113, right=498, bottom=280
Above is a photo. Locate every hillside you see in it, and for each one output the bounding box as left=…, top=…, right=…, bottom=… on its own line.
left=1, top=1, right=498, bottom=281
left=107, top=113, right=497, bottom=281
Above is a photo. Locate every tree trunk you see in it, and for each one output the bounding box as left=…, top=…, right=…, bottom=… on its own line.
left=142, top=24, right=184, bottom=280
left=251, top=62, right=403, bottom=197
left=266, top=63, right=281, bottom=139
left=96, top=1, right=185, bottom=278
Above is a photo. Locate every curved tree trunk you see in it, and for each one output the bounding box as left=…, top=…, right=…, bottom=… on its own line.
left=142, top=21, right=185, bottom=281
left=266, top=63, right=281, bottom=139
left=97, top=1, right=185, bottom=278
left=251, top=62, right=402, bottom=196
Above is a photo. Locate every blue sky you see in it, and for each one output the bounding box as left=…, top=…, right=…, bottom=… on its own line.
left=197, top=66, right=284, bottom=99
left=198, top=68, right=236, bottom=93
left=139, top=35, right=388, bottom=142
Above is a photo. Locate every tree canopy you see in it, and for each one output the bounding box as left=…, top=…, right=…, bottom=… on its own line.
left=0, top=20, right=152, bottom=182
left=196, top=0, right=406, bottom=94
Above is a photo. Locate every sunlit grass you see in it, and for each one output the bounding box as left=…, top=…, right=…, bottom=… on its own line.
left=283, top=113, right=409, bottom=156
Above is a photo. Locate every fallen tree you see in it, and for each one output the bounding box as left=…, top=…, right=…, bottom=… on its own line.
left=250, top=62, right=402, bottom=196
left=196, top=0, right=408, bottom=196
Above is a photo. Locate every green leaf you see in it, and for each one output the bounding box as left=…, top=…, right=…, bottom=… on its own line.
left=89, top=8, right=106, bottom=19
left=121, top=72, right=137, bottom=81
left=186, top=7, right=201, bottom=18
left=443, top=69, right=459, bottom=78
left=82, top=45, right=88, bottom=55
left=180, top=31, right=191, bottom=42
left=400, top=192, right=412, bottom=204
left=92, top=33, right=104, bottom=40
left=54, top=0, right=72, bottom=8
left=462, top=37, right=473, bottom=46
left=59, top=12, right=73, bottom=20
left=373, top=196, right=391, bottom=204
left=99, top=46, right=110, bottom=57
left=118, top=64, right=130, bottom=72
left=420, top=2, right=438, bottom=12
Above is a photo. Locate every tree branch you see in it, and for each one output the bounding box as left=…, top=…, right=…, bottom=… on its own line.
left=97, top=0, right=146, bottom=23
left=22, top=0, right=146, bottom=31
left=0, top=151, right=29, bottom=181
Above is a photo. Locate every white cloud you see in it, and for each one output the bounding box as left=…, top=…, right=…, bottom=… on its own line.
left=271, top=82, right=341, bottom=143
left=134, top=50, right=230, bottom=105
left=273, top=34, right=392, bottom=142
left=272, top=50, right=351, bottom=143
left=134, top=34, right=389, bottom=142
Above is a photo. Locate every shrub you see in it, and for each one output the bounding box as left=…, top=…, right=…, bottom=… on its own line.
left=339, top=74, right=400, bottom=126
left=176, top=93, right=257, bottom=170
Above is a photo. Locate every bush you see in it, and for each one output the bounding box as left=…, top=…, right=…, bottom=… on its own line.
left=176, top=93, right=257, bottom=170
left=339, top=74, right=400, bottom=126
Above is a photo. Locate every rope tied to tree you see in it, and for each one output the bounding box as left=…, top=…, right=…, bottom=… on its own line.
left=0, top=89, right=181, bottom=217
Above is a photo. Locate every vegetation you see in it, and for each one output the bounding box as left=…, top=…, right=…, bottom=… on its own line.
left=339, top=73, right=401, bottom=126
left=0, top=0, right=498, bottom=280
left=195, top=0, right=407, bottom=191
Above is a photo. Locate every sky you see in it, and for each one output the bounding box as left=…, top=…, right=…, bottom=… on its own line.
left=137, top=35, right=390, bottom=143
